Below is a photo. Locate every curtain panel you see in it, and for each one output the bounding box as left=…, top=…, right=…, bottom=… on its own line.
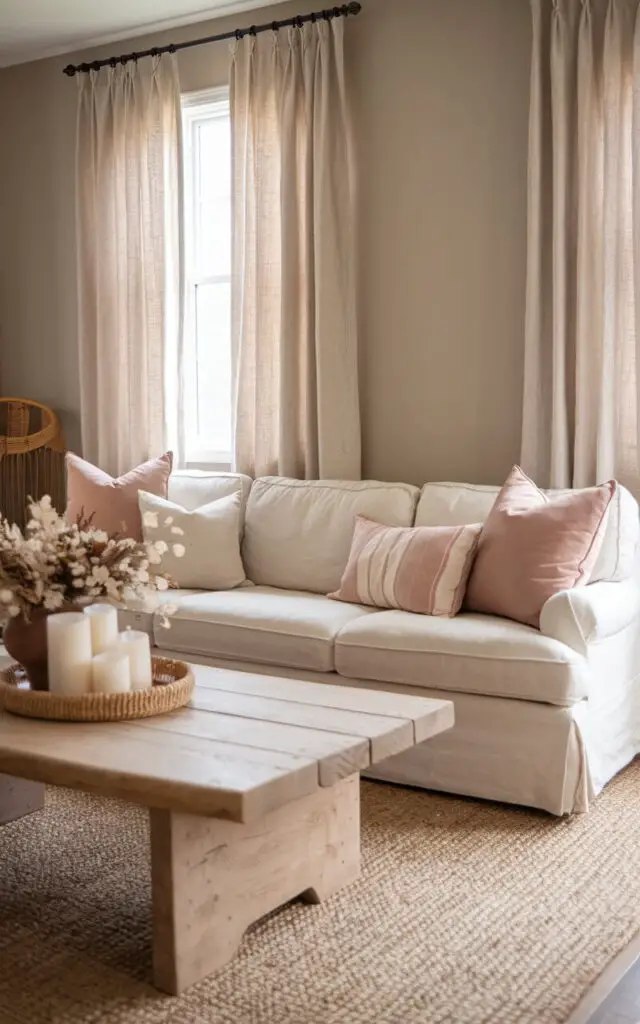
left=230, top=20, right=361, bottom=480
left=521, top=0, right=640, bottom=492
left=75, top=55, right=183, bottom=477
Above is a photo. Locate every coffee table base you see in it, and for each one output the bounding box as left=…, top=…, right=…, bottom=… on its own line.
left=150, top=773, right=360, bottom=994
left=0, top=773, right=45, bottom=824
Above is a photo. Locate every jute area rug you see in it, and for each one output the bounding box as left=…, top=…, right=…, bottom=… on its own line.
left=1, top=763, right=639, bottom=1024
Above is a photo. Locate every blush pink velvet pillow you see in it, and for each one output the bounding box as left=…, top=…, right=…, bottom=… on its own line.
left=330, top=517, right=482, bottom=617
left=465, top=466, right=616, bottom=628
left=66, top=451, right=173, bottom=539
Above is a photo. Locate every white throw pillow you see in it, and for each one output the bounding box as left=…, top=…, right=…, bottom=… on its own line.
left=138, top=490, right=246, bottom=591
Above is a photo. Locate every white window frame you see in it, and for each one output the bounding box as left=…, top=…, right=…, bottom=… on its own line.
left=181, top=86, right=232, bottom=470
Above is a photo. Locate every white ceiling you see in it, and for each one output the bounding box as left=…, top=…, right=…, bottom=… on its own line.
left=0, top=0, right=289, bottom=68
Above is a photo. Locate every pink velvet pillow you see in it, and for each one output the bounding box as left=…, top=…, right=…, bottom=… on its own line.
left=330, top=517, right=482, bottom=617
left=66, top=451, right=173, bottom=539
left=465, top=466, right=615, bottom=628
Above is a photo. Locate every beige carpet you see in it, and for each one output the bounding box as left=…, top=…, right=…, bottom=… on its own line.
left=1, top=765, right=639, bottom=1024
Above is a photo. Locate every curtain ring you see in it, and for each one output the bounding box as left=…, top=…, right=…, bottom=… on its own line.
left=249, top=24, right=257, bottom=36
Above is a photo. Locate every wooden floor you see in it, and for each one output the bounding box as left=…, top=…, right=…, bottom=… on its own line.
left=585, top=956, right=640, bottom=1024
left=567, top=934, right=640, bottom=1024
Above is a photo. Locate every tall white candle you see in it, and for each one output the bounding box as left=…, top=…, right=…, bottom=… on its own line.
left=47, top=612, right=93, bottom=696
left=118, top=630, right=153, bottom=691
left=92, top=649, right=131, bottom=694
left=84, top=604, right=119, bottom=656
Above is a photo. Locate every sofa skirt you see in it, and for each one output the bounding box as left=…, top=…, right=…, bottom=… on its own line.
left=155, top=648, right=638, bottom=815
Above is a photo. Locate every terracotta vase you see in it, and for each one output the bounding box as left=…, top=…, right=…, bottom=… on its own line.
left=3, top=605, right=81, bottom=691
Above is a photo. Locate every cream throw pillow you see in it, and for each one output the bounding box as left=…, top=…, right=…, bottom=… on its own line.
left=138, top=490, right=246, bottom=591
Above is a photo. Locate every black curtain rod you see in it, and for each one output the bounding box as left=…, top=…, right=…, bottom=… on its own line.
left=63, top=2, right=361, bottom=76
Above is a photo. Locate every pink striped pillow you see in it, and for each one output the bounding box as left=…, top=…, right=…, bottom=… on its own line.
left=329, top=517, right=482, bottom=617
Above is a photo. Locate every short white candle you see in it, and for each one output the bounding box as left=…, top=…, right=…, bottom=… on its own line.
left=118, top=629, right=153, bottom=691
left=47, top=612, right=93, bottom=696
left=84, top=603, right=119, bottom=656
left=92, top=649, right=131, bottom=694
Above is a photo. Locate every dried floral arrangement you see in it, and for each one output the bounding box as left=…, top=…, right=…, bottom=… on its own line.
left=0, top=497, right=183, bottom=627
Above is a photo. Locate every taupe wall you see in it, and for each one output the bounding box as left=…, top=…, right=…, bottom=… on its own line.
left=0, top=0, right=531, bottom=485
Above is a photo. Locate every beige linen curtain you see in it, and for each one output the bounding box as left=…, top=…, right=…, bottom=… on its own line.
left=75, top=55, right=183, bottom=477
left=521, top=0, right=640, bottom=492
left=230, top=20, right=361, bottom=479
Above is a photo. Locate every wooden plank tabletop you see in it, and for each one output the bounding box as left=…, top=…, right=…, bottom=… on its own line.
left=0, top=664, right=453, bottom=822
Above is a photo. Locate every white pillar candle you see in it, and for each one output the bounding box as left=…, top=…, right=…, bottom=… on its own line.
left=47, top=612, right=93, bottom=696
left=84, top=603, right=119, bottom=656
left=118, top=629, right=153, bottom=691
left=91, top=649, right=131, bottom=694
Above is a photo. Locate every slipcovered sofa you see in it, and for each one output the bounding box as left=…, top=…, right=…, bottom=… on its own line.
left=121, top=471, right=640, bottom=815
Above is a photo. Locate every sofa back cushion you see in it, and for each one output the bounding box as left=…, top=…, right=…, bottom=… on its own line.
left=243, top=478, right=420, bottom=594
left=168, top=470, right=252, bottom=512
left=415, top=480, right=639, bottom=583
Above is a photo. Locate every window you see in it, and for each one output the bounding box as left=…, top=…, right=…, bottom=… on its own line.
left=181, top=88, right=232, bottom=466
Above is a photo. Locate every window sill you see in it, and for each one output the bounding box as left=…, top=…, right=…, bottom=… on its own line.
left=184, top=460, right=233, bottom=473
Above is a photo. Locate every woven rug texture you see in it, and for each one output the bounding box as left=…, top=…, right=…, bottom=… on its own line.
left=1, top=763, right=639, bottom=1024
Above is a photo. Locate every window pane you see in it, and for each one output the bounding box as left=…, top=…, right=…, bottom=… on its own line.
left=194, top=280, right=232, bottom=453
left=194, top=117, right=231, bottom=278
left=196, top=117, right=230, bottom=203
left=196, top=198, right=230, bottom=277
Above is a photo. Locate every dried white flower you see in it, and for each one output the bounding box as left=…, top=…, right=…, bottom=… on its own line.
left=172, top=544, right=186, bottom=558
left=154, top=540, right=169, bottom=555
left=170, top=526, right=185, bottom=536
left=0, top=494, right=178, bottom=626
left=164, top=516, right=174, bottom=526
left=142, top=511, right=159, bottom=529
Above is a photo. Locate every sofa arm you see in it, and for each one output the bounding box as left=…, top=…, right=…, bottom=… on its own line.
left=539, top=580, right=640, bottom=654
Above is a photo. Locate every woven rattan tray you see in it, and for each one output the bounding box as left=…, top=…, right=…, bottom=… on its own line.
left=0, top=657, right=194, bottom=722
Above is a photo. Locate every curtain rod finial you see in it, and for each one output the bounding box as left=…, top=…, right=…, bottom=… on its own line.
left=347, top=2, right=362, bottom=15
left=63, top=64, right=76, bottom=76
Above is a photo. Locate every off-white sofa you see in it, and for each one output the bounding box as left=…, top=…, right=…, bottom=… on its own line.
left=123, top=471, right=640, bottom=816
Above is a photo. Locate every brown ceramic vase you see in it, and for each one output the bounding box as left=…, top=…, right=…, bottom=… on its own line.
left=3, top=605, right=81, bottom=691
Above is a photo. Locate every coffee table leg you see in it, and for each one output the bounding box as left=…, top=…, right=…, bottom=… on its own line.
left=0, top=773, right=45, bottom=825
left=150, top=773, right=360, bottom=995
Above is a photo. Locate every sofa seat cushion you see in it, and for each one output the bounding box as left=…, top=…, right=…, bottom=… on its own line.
left=154, top=586, right=377, bottom=672
left=117, top=589, right=202, bottom=636
left=335, top=610, right=589, bottom=706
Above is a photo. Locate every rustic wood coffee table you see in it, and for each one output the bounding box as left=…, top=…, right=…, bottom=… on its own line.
left=0, top=664, right=453, bottom=994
